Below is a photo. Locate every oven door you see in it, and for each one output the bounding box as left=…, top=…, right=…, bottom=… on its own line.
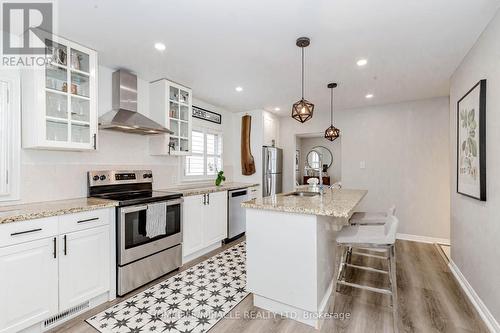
left=118, top=198, right=183, bottom=266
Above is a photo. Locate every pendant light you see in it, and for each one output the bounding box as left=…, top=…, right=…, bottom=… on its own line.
left=291, top=37, right=314, bottom=123
left=324, top=82, right=340, bottom=141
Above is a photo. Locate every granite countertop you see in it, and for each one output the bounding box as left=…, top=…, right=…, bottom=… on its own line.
left=241, top=186, right=367, bottom=218
left=159, top=182, right=259, bottom=197
left=0, top=198, right=118, bottom=224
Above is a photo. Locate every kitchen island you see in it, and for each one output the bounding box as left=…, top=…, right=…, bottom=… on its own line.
left=241, top=187, right=367, bottom=329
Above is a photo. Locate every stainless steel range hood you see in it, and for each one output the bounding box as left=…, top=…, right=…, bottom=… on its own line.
left=99, top=70, right=173, bottom=135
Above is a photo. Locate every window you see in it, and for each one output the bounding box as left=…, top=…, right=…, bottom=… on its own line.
left=183, top=128, right=223, bottom=179
left=0, top=71, right=20, bottom=202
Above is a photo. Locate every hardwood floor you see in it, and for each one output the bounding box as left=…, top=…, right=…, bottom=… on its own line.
left=49, top=239, right=488, bottom=333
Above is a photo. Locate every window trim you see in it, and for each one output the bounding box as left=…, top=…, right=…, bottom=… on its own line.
left=0, top=70, right=20, bottom=202
left=181, top=126, right=223, bottom=182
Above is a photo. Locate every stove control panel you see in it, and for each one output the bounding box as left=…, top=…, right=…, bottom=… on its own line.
left=88, top=170, right=153, bottom=186
left=115, top=173, right=136, bottom=181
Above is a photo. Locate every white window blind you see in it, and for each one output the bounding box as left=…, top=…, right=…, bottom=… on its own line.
left=185, top=130, right=205, bottom=176
left=184, top=128, right=223, bottom=178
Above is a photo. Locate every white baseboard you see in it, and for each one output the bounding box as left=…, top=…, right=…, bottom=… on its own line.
left=448, top=260, right=500, bottom=333
left=396, top=233, right=450, bottom=245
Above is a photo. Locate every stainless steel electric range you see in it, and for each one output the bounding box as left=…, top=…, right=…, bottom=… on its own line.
left=88, top=170, right=183, bottom=296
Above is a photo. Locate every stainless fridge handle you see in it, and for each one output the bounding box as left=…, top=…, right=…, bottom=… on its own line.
left=267, top=150, right=271, bottom=172
left=270, top=175, right=273, bottom=195
left=267, top=175, right=271, bottom=196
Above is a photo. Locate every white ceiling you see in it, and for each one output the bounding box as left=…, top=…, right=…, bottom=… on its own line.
left=57, top=0, right=500, bottom=115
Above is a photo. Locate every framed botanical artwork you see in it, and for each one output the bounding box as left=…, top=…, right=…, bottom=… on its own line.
left=457, top=79, right=486, bottom=201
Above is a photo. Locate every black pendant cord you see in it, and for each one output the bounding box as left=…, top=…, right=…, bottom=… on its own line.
left=301, top=47, right=305, bottom=99
left=292, top=37, right=313, bottom=123
left=330, top=87, right=334, bottom=124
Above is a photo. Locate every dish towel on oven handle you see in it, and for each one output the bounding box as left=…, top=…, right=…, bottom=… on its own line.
left=146, top=202, right=167, bottom=238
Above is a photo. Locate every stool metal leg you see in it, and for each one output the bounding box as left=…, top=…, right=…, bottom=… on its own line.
left=346, top=246, right=353, bottom=264
left=331, top=243, right=343, bottom=309
left=337, top=245, right=349, bottom=292
left=388, top=244, right=399, bottom=333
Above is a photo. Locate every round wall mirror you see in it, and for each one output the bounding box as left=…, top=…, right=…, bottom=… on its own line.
left=306, top=146, right=333, bottom=169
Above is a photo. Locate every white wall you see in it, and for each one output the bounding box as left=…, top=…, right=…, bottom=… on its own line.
left=13, top=65, right=235, bottom=204
left=231, top=109, right=278, bottom=197
left=449, top=9, right=500, bottom=324
left=280, top=97, right=450, bottom=240
left=297, top=136, right=342, bottom=184
left=191, top=98, right=235, bottom=179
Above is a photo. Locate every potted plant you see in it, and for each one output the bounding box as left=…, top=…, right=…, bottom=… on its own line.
left=215, top=170, right=226, bottom=186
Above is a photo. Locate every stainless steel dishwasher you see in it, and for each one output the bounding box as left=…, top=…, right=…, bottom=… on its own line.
left=227, top=188, right=249, bottom=240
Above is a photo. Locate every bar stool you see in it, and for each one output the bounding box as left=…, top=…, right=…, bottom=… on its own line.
left=346, top=205, right=396, bottom=263
left=350, top=205, right=396, bottom=225
left=332, top=215, right=399, bottom=333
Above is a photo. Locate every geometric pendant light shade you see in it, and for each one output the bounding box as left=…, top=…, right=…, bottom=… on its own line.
left=291, top=37, right=314, bottom=123
left=292, top=99, right=314, bottom=123
left=324, top=82, right=340, bottom=141
left=324, top=124, right=341, bottom=141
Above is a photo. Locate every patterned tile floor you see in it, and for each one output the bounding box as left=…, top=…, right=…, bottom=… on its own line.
left=87, top=242, right=247, bottom=333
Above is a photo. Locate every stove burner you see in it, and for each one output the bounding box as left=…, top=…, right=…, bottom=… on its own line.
left=87, top=170, right=182, bottom=206
left=93, top=190, right=181, bottom=205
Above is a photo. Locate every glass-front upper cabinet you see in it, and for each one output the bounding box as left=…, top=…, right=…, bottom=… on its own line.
left=22, top=35, right=98, bottom=150
left=149, top=79, right=192, bottom=156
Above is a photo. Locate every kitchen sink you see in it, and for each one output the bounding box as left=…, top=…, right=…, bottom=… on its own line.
left=285, top=191, right=320, bottom=197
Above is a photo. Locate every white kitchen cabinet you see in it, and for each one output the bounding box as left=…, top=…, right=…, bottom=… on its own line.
left=182, top=194, right=205, bottom=256
left=21, top=34, right=98, bottom=151
left=182, top=191, right=227, bottom=261
left=263, top=112, right=279, bottom=147
left=149, top=79, right=192, bottom=155
left=204, top=191, right=228, bottom=245
left=58, top=225, right=110, bottom=311
left=0, top=208, right=113, bottom=333
left=0, top=237, right=58, bottom=333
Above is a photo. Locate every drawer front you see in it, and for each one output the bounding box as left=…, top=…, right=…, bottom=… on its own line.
left=59, top=208, right=110, bottom=234
left=0, top=217, right=58, bottom=247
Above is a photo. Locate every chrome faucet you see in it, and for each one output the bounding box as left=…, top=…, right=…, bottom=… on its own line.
left=317, top=163, right=323, bottom=190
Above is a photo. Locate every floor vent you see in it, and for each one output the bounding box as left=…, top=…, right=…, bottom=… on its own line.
left=44, top=301, right=90, bottom=328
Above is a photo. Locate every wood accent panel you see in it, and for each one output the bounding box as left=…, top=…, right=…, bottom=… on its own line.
left=241, top=115, right=256, bottom=175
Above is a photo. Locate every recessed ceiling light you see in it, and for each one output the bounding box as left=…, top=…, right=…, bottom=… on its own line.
left=154, top=42, right=166, bottom=51
left=274, top=107, right=281, bottom=111
left=235, top=86, right=243, bottom=92
left=357, top=59, right=368, bottom=67
left=365, top=93, right=374, bottom=99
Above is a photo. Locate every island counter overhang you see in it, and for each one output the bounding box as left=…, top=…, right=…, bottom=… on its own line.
left=242, top=188, right=367, bottom=329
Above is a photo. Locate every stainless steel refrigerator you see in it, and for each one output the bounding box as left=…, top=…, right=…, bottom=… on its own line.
left=262, top=146, right=283, bottom=196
